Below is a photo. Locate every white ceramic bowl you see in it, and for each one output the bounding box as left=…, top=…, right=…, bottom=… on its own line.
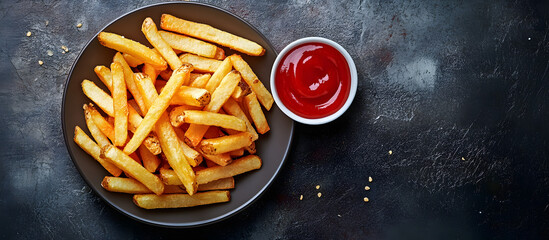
left=270, top=37, right=358, bottom=125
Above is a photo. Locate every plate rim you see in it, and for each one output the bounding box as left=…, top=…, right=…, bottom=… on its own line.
left=61, top=1, right=294, bottom=228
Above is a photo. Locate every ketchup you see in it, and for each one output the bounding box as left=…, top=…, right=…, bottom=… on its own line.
left=275, top=42, right=351, bottom=119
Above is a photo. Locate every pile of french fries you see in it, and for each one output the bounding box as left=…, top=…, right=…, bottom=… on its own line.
left=73, top=14, right=273, bottom=209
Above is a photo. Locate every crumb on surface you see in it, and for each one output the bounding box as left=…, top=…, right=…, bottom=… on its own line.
left=388, top=150, right=392, bottom=155
left=315, top=185, right=320, bottom=190
left=45, top=20, right=49, bottom=26
left=299, top=195, right=303, bottom=200
left=365, top=186, right=370, bottom=190
left=461, top=157, right=465, bottom=161
left=26, top=31, right=31, bottom=37
left=363, top=197, right=369, bottom=202
left=61, top=45, right=69, bottom=52
left=317, top=192, right=322, bottom=198
left=38, top=60, right=43, bottom=65
left=47, top=50, right=53, bottom=56
left=77, top=23, right=82, bottom=28
left=337, top=214, right=341, bottom=217
left=368, top=176, right=373, bottom=182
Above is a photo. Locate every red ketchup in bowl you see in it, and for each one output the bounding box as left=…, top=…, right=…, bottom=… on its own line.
left=275, top=42, right=351, bottom=119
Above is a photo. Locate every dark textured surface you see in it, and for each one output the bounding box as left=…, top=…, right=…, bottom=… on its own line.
left=1, top=0, right=549, bottom=239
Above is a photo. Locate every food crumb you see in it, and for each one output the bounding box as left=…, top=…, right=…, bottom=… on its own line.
left=26, top=31, right=32, bottom=37
left=76, top=23, right=83, bottom=28
left=363, top=197, right=369, bottom=202
left=461, top=157, right=465, bottom=161
left=368, top=176, right=373, bottom=182
left=317, top=192, right=322, bottom=198
left=365, top=186, right=370, bottom=191
left=45, top=20, right=49, bottom=26
left=299, top=195, right=303, bottom=200
left=38, top=60, right=43, bottom=65
left=337, top=214, right=341, bottom=217
left=315, top=185, right=320, bottom=190
left=528, top=37, right=531, bottom=41
left=61, top=45, right=69, bottom=52
left=47, top=50, right=53, bottom=56
left=388, top=150, right=393, bottom=155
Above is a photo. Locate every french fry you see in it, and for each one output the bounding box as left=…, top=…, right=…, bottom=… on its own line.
left=169, top=105, right=201, bottom=127
left=73, top=126, right=122, bottom=177
left=170, top=86, right=211, bottom=107
left=139, top=144, right=160, bottom=173
left=87, top=104, right=115, bottom=143
left=196, top=155, right=261, bottom=184
left=205, top=160, right=218, bottom=168
left=101, top=145, right=164, bottom=195
left=102, top=176, right=184, bottom=194
left=83, top=104, right=111, bottom=147
left=181, top=110, right=246, bottom=131
left=122, top=53, right=144, bottom=67
left=127, top=99, right=143, bottom=117
left=158, top=30, right=218, bottom=59
left=243, top=92, right=270, bottom=134
left=123, top=64, right=192, bottom=155
left=110, top=62, right=128, bottom=146
left=245, top=141, right=256, bottom=154
left=97, top=32, right=167, bottom=70
left=222, top=98, right=258, bottom=141
left=161, top=14, right=265, bottom=56
left=93, top=65, right=113, bottom=92
left=173, top=126, right=204, bottom=166
left=179, top=53, right=222, bottom=73
left=134, top=71, right=198, bottom=194
left=128, top=151, right=142, bottom=165
left=142, top=63, right=159, bottom=84
left=113, top=52, right=147, bottom=114
left=229, top=148, right=245, bottom=158
left=184, top=71, right=240, bottom=146
left=214, top=47, right=225, bottom=60
left=204, top=58, right=232, bottom=93
left=189, top=73, right=211, bottom=88
left=143, top=133, right=162, bottom=155
left=133, top=191, right=230, bottom=209
left=142, top=17, right=182, bottom=70
left=231, top=79, right=251, bottom=101
left=203, top=126, right=225, bottom=139
left=159, top=168, right=234, bottom=190
left=198, top=149, right=232, bottom=166
left=199, top=132, right=253, bottom=155
left=158, top=69, right=172, bottom=81
left=229, top=54, right=273, bottom=110
left=82, top=79, right=114, bottom=116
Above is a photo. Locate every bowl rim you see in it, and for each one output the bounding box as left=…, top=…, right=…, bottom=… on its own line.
left=61, top=1, right=294, bottom=228
left=270, top=37, right=358, bottom=125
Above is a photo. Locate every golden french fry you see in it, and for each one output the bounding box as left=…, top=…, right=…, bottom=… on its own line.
left=229, top=54, right=273, bottom=110
left=133, top=191, right=230, bottom=209
left=182, top=110, right=246, bottom=131
left=179, top=53, right=222, bottom=73
left=203, top=126, right=225, bottom=139
left=159, top=168, right=234, bottom=190
left=214, top=47, right=225, bottom=60
left=122, top=53, right=144, bottom=67
left=93, top=65, right=113, bottom=92
left=198, top=148, right=232, bottom=166
left=110, top=62, right=128, bottom=146
left=161, top=14, right=265, bottom=56
left=73, top=126, right=122, bottom=177
left=113, top=52, right=147, bottom=114
left=158, top=30, right=218, bottom=58
left=87, top=103, right=115, bottom=143
left=243, top=92, right=270, bottom=134
left=245, top=141, right=256, bottom=154
left=204, top=70, right=241, bottom=112
left=231, top=79, right=251, bottom=101
left=159, top=69, right=172, bottom=81
left=199, top=132, right=253, bottom=155
left=196, top=155, right=261, bottom=184
left=170, top=86, right=211, bottom=107
left=101, top=145, right=164, bottom=195
left=123, top=64, right=193, bottom=155
left=139, top=144, right=160, bottom=173
left=169, top=105, right=201, bottom=127
left=173, top=126, right=204, bottom=166
left=204, top=58, right=232, bottom=93
left=102, top=176, right=184, bottom=194
left=222, top=98, right=258, bottom=141
left=142, top=17, right=182, bottom=70
left=97, top=32, right=167, bottom=70
left=127, top=99, right=143, bottom=117
left=229, top=148, right=245, bottom=158
left=143, top=133, right=162, bottom=155
left=142, top=63, right=159, bottom=84
left=189, top=73, right=211, bottom=88
left=83, top=104, right=111, bottom=147
left=82, top=79, right=114, bottom=116
left=134, top=71, right=198, bottom=194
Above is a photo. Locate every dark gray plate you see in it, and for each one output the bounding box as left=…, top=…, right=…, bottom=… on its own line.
left=61, top=2, right=293, bottom=228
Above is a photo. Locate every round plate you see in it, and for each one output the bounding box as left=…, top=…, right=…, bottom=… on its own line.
left=61, top=2, right=293, bottom=227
